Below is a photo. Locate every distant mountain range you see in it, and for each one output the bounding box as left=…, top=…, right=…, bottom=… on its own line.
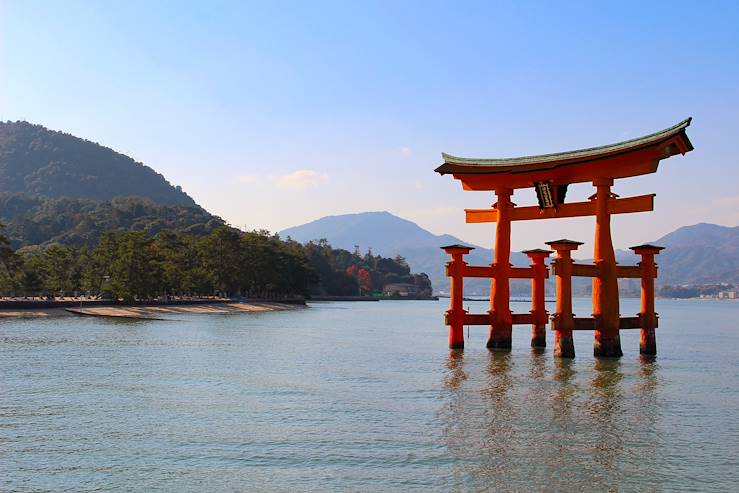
left=281, top=212, right=739, bottom=293
left=0, top=121, right=222, bottom=247
left=651, top=223, right=739, bottom=284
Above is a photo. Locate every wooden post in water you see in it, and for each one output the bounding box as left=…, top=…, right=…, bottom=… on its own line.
left=442, top=245, right=474, bottom=349
left=523, top=249, right=552, bottom=348
left=547, top=240, right=582, bottom=358
left=592, top=178, right=623, bottom=358
left=630, top=244, right=664, bottom=356
left=488, top=188, right=514, bottom=351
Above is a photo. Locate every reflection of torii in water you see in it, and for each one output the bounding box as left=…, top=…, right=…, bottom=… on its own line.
left=437, top=119, right=694, bottom=358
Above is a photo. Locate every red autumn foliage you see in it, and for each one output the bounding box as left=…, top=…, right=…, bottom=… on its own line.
left=357, top=268, right=372, bottom=294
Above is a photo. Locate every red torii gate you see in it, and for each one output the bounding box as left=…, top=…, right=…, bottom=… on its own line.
left=436, top=119, right=693, bottom=357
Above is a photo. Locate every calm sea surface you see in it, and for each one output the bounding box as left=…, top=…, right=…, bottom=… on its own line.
left=2, top=298, right=738, bottom=492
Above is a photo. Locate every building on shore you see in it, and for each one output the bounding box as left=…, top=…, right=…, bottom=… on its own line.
left=383, top=283, right=418, bottom=297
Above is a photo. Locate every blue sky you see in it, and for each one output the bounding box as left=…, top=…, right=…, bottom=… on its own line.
left=1, top=1, right=738, bottom=255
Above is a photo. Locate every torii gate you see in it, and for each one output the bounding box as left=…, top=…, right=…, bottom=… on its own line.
left=436, top=118, right=693, bottom=358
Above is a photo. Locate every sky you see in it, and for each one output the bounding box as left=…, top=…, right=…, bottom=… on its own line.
left=1, top=0, right=738, bottom=257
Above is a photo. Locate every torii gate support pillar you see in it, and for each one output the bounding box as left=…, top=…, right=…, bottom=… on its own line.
left=548, top=240, right=581, bottom=358
left=631, top=244, right=664, bottom=356
left=524, top=249, right=552, bottom=348
left=592, top=178, right=623, bottom=358
left=442, top=245, right=473, bottom=349
left=487, top=188, right=514, bottom=351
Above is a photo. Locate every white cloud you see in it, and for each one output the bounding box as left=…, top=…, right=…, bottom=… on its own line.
left=274, top=170, right=328, bottom=191
left=401, top=147, right=413, bottom=156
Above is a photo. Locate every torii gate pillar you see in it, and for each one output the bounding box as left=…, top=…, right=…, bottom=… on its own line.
left=592, top=178, right=623, bottom=358
left=631, top=244, right=664, bottom=356
left=523, top=248, right=552, bottom=348
left=487, top=188, right=513, bottom=350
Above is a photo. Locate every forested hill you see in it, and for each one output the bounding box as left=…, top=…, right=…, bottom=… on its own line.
left=0, top=193, right=225, bottom=249
left=0, top=121, right=196, bottom=206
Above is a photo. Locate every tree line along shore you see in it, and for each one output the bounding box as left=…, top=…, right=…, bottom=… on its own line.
left=0, top=224, right=433, bottom=303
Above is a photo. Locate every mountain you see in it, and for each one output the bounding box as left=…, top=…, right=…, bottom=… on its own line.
left=651, top=223, right=739, bottom=284
left=281, top=213, right=739, bottom=293
left=0, top=121, right=196, bottom=206
left=565, top=224, right=739, bottom=293
left=281, top=211, right=459, bottom=253
left=0, top=121, right=224, bottom=247
left=280, top=211, right=529, bottom=294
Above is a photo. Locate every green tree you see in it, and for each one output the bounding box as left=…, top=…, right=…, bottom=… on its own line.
left=0, top=223, right=18, bottom=294
left=199, top=228, right=244, bottom=296
left=0, top=221, right=426, bottom=301
left=108, top=232, right=161, bottom=302
left=84, top=232, right=119, bottom=295
left=40, top=244, right=78, bottom=296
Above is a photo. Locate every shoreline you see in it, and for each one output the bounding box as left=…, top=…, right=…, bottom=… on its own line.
left=0, top=297, right=307, bottom=309
left=309, top=295, right=439, bottom=302
left=0, top=300, right=305, bottom=319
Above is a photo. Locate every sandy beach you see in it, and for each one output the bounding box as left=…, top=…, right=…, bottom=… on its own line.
left=0, top=308, right=70, bottom=318
left=0, top=302, right=303, bottom=319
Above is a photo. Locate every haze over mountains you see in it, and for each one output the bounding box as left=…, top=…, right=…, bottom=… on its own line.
left=281, top=212, right=739, bottom=292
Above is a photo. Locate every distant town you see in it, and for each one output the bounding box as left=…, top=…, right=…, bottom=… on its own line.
left=658, top=283, right=738, bottom=300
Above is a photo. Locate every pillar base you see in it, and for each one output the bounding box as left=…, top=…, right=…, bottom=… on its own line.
left=554, top=331, right=575, bottom=358
left=531, top=324, right=546, bottom=348
left=594, top=330, right=623, bottom=358
left=640, top=328, right=656, bottom=356
left=486, top=325, right=512, bottom=351
left=449, top=328, right=464, bottom=350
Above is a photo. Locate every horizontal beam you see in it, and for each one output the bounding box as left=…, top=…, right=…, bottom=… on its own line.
left=618, top=316, right=643, bottom=330
left=462, top=313, right=490, bottom=325
left=462, top=265, right=495, bottom=278
left=447, top=265, right=547, bottom=279
left=571, top=263, right=599, bottom=277
left=452, top=312, right=660, bottom=329
left=573, top=317, right=597, bottom=330
left=512, top=312, right=535, bottom=325
left=510, top=267, right=536, bottom=279
left=616, top=265, right=643, bottom=278
left=466, top=194, right=655, bottom=223
left=551, top=264, right=644, bottom=278
left=455, top=312, right=536, bottom=326
left=559, top=315, right=654, bottom=331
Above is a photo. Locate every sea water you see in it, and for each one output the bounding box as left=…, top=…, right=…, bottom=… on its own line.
left=1, top=298, right=737, bottom=491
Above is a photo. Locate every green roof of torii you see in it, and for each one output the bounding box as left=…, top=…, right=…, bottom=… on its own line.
left=436, top=118, right=693, bottom=175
